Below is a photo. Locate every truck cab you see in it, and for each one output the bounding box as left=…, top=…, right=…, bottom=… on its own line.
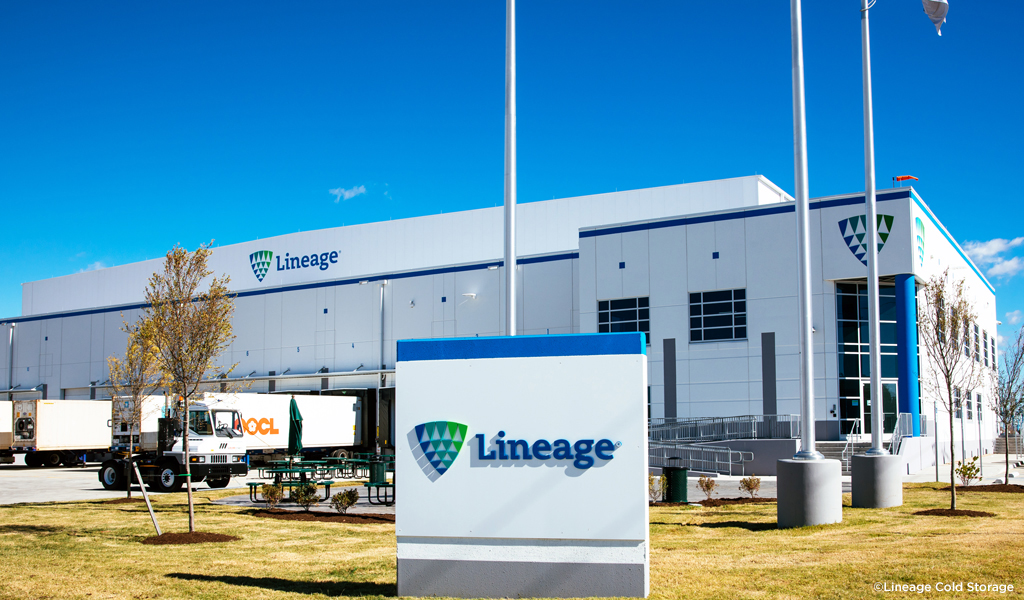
left=101, top=398, right=248, bottom=493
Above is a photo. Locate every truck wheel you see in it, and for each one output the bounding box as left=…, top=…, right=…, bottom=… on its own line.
left=61, top=453, right=83, bottom=467
left=24, top=453, right=42, bottom=468
left=150, top=463, right=183, bottom=493
left=42, top=452, right=63, bottom=468
left=330, top=449, right=350, bottom=459
left=207, top=477, right=230, bottom=489
left=99, top=461, right=126, bottom=491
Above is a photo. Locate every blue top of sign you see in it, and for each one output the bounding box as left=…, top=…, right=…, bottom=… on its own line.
left=397, top=332, right=646, bottom=362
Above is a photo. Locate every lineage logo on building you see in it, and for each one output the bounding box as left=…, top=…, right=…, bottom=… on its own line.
left=838, top=215, right=894, bottom=265
left=248, top=249, right=341, bottom=283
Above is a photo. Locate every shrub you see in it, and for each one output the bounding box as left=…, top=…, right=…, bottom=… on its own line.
left=648, top=473, right=667, bottom=503
left=293, top=483, right=321, bottom=512
left=698, top=475, right=718, bottom=500
left=261, top=483, right=283, bottom=510
left=739, top=474, right=761, bottom=498
left=330, top=488, right=360, bottom=514
left=955, top=456, right=981, bottom=487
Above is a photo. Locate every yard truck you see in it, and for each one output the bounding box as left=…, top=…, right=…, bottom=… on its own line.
left=6, top=399, right=113, bottom=467
left=99, top=395, right=248, bottom=492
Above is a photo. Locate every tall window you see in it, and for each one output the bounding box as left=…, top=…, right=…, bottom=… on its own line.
left=689, top=289, right=746, bottom=342
left=974, top=324, right=980, bottom=362
left=598, top=297, right=649, bottom=337
left=984, top=330, right=989, bottom=367
left=977, top=394, right=982, bottom=421
left=992, top=337, right=997, bottom=369
left=964, top=323, right=971, bottom=358
left=954, top=387, right=962, bottom=419
left=967, top=393, right=973, bottom=420
left=836, top=283, right=898, bottom=380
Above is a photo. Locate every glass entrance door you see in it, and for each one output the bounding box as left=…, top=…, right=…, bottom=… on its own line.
left=863, top=382, right=897, bottom=435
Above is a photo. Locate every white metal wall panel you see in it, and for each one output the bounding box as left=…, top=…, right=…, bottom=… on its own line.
left=713, top=219, right=746, bottom=290
left=594, top=235, right=622, bottom=301
left=391, top=276, right=434, bottom=343
left=621, top=231, right=650, bottom=299
left=453, top=269, right=500, bottom=337
left=522, top=260, right=573, bottom=336
left=684, top=223, right=716, bottom=293
left=648, top=227, right=688, bottom=309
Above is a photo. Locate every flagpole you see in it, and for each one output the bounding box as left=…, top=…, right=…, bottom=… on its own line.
left=861, top=0, right=887, bottom=455
left=504, top=0, right=517, bottom=337
left=791, top=0, right=820, bottom=461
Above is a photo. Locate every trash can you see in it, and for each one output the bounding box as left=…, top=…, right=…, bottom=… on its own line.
left=664, top=467, right=689, bottom=503
left=369, top=461, right=386, bottom=484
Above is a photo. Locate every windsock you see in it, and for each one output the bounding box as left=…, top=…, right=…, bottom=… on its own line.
left=922, top=0, right=948, bottom=36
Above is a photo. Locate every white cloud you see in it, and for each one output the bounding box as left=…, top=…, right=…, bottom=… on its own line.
left=963, top=237, right=1024, bottom=280
left=329, top=185, right=366, bottom=203
left=1006, top=310, right=1023, bottom=326
left=78, top=261, right=106, bottom=273
left=988, top=256, right=1024, bottom=279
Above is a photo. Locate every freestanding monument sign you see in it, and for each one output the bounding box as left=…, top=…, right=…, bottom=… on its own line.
left=395, top=332, right=649, bottom=598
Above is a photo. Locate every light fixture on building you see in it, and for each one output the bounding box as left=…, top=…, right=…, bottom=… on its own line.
left=488, top=265, right=498, bottom=270
left=359, top=280, right=369, bottom=285
left=410, top=300, right=415, bottom=308
left=463, top=293, right=477, bottom=299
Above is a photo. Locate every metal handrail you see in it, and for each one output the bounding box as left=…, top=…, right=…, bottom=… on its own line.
left=888, top=413, right=914, bottom=456
left=649, top=441, right=753, bottom=476
left=840, top=419, right=863, bottom=472
left=649, top=414, right=801, bottom=443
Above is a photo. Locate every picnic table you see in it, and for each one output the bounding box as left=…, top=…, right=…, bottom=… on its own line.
left=249, top=454, right=395, bottom=506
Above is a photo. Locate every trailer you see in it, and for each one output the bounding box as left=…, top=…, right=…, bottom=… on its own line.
left=100, top=395, right=248, bottom=492
left=0, top=400, right=12, bottom=464
left=207, top=391, right=376, bottom=464
left=6, top=399, right=113, bottom=467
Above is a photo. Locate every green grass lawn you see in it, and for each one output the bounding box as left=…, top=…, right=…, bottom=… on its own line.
left=0, top=483, right=1021, bottom=599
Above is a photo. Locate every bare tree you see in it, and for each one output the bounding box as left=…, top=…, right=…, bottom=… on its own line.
left=107, top=316, right=165, bottom=498
left=917, top=269, right=984, bottom=510
left=992, top=326, right=1024, bottom=482
left=145, top=242, right=235, bottom=532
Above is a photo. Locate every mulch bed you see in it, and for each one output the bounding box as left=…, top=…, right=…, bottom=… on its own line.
left=142, top=532, right=240, bottom=545
left=913, top=508, right=995, bottom=518
left=939, top=484, right=1024, bottom=493
left=652, top=497, right=776, bottom=508
left=102, top=498, right=150, bottom=505
left=249, top=509, right=395, bottom=524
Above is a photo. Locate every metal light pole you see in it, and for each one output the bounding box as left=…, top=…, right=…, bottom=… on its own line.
left=791, top=0, right=820, bottom=461
left=861, top=0, right=887, bottom=456
left=503, top=0, right=517, bottom=337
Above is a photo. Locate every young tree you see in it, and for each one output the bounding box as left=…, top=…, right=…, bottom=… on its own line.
left=918, top=269, right=984, bottom=510
left=145, top=242, right=235, bottom=532
left=107, top=316, right=165, bottom=499
left=992, top=326, right=1024, bottom=482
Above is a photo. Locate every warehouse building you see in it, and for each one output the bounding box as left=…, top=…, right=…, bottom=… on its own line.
left=0, top=175, right=999, bottom=471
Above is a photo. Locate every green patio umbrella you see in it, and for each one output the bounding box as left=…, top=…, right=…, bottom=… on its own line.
left=287, top=396, right=303, bottom=457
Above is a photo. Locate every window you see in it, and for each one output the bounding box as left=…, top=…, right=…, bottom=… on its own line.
left=974, top=324, right=980, bottom=362
left=689, top=289, right=746, bottom=342
left=992, top=337, right=997, bottom=368
left=964, top=323, right=971, bottom=358
left=984, top=330, right=989, bottom=366
left=835, top=283, right=897, bottom=379
left=977, top=394, right=982, bottom=421
left=598, top=297, right=649, bottom=337
left=954, top=388, right=962, bottom=419
left=967, top=393, right=973, bottom=420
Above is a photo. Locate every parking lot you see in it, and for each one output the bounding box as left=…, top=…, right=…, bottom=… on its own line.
left=0, top=455, right=267, bottom=505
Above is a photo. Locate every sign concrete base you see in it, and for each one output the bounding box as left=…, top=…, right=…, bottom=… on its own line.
left=851, top=453, right=903, bottom=508
left=776, top=458, right=843, bottom=529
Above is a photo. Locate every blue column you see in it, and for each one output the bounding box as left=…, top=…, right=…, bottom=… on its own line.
left=895, top=274, right=921, bottom=436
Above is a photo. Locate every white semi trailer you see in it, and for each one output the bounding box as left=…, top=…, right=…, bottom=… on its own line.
left=0, top=400, right=12, bottom=464
left=206, top=392, right=368, bottom=464
left=7, top=399, right=113, bottom=467
left=99, top=395, right=248, bottom=492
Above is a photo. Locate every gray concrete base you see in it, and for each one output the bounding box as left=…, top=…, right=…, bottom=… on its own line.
left=397, top=558, right=646, bottom=598
left=776, top=458, right=843, bottom=529
left=851, top=453, right=904, bottom=508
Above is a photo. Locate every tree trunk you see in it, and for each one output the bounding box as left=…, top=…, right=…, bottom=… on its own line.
left=949, top=404, right=956, bottom=511
left=184, top=398, right=195, bottom=532
left=125, top=451, right=132, bottom=499
left=1007, top=430, right=1011, bottom=482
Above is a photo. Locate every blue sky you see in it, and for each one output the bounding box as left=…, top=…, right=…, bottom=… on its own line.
left=1, top=1, right=1021, bottom=341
